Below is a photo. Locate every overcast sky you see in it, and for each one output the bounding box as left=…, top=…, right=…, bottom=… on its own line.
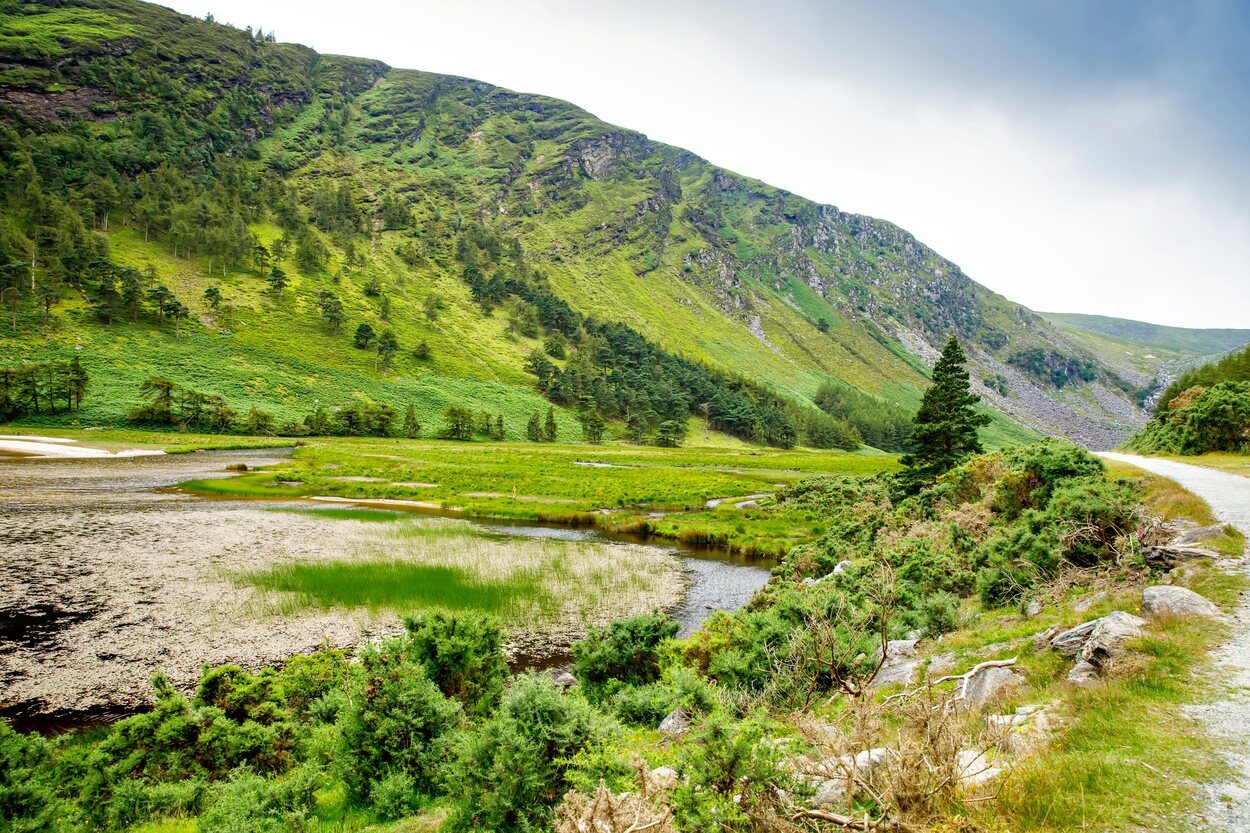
left=168, top=0, right=1250, bottom=329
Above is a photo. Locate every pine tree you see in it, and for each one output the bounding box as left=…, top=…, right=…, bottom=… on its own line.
left=544, top=406, right=557, bottom=442
left=899, top=336, right=990, bottom=488
left=526, top=412, right=542, bottom=442
left=403, top=403, right=420, bottom=438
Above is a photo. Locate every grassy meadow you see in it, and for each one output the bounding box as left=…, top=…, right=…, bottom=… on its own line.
left=178, top=434, right=900, bottom=555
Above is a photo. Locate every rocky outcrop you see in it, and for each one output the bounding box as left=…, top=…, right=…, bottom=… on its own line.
left=1081, top=611, right=1146, bottom=667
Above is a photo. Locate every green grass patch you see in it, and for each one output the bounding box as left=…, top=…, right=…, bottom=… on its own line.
left=243, top=559, right=550, bottom=616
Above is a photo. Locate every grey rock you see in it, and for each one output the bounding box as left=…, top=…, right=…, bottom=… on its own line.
left=962, top=665, right=1021, bottom=710
left=658, top=707, right=690, bottom=736
left=1024, top=599, right=1043, bottom=618
left=957, top=748, right=1002, bottom=787
left=1066, top=660, right=1100, bottom=686
left=649, top=765, right=679, bottom=791
left=811, top=778, right=846, bottom=808
left=1141, top=585, right=1222, bottom=620
left=552, top=671, right=577, bottom=690
left=1143, top=544, right=1220, bottom=570
left=1080, top=611, right=1146, bottom=668
left=1050, top=620, right=1099, bottom=658
left=833, top=559, right=853, bottom=574
left=1032, top=624, right=1062, bottom=651
left=1172, top=523, right=1227, bottom=546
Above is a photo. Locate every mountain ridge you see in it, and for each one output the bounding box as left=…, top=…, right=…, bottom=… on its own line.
left=0, top=0, right=1154, bottom=448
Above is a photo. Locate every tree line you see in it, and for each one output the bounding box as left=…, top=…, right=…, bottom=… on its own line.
left=0, top=357, right=89, bottom=421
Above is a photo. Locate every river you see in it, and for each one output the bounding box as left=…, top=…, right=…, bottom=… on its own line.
left=0, top=447, right=772, bottom=732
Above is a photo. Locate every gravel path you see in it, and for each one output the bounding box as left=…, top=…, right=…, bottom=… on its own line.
left=1101, top=453, right=1250, bottom=831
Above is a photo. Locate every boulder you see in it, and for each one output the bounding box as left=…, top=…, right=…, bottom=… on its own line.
left=962, top=665, right=1021, bottom=710
left=658, top=707, right=690, bottom=737
left=957, top=748, right=1002, bottom=787
left=1032, top=624, right=1061, bottom=651
left=986, top=703, right=1056, bottom=754
left=1141, top=585, right=1222, bottom=620
left=833, top=559, right=853, bottom=574
left=1024, top=599, right=1043, bottom=618
left=811, top=778, right=846, bottom=808
left=552, top=671, right=578, bottom=690
left=1066, top=660, right=1100, bottom=686
left=1080, top=611, right=1145, bottom=668
left=870, top=640, right=920, bottom=687
left=649, top=766, right=679, bottom=791
left=1143, top=544, right=1219, bottom=571
left=1072, top=591, right=1107, bottom=613
left=1049, top=620, right=1099, bottom=658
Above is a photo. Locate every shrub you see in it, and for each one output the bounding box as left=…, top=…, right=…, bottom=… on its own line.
left=670, top=713, right=791, bottom=832
left=919, top=591, right=961, bottom=636
left=337, top=640, right=461, bottom=803
left=444, top=673, right=604, bottom=832
left=0, top=721, right=68, bottom=832
left=369, top=769, right=418, bottom=821
left=198, top=765, right=319, bottom=833
left=571, top=615, right=679, bottom=695
left=402, top=611, right=508, bottom=716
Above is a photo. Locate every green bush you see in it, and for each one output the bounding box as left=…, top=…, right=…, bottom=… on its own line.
left=670, top=713, right=791, bottom=832
left=444, top=673, right=604, bottom=832
left=571, top=614, right=679, bottom=695
left=401, top=611, right=508, bottom=716
left=369, top=769, right=418, bottom=821
left=197, top=765, right=319, bottom=833
left=337, top=639, right=461, bottom=803
left=0, top=720, right=72, bottom=832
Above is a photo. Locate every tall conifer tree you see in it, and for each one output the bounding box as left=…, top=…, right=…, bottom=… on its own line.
left=900, top=336, right=990, bottom=488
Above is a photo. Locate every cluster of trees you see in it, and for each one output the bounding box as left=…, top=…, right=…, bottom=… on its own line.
left=525, top=407, right=559, bottom=442
left=0, top=357, right=89, bottom=421
left=443, top=407, right=507, bottom=441
left=130, top=377, right=274, bottom=434
left=810, top=381, right=913, bottom=451
left=1129, top=382, right=1250, bottom=455
left=1007, top=347, right=1098, bottom=389
left=1130, top=343, right=1250, bottom=455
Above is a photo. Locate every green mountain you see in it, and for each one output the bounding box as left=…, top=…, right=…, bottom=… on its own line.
left=0, top=0, right=1156, bottom=448
left=1041, top=312, right=1250, bottom=408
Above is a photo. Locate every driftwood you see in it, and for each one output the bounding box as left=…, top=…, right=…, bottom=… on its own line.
left=791, top=808, right=893, bottom=830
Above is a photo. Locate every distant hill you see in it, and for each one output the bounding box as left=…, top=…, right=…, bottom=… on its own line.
left=1041, top=312, right=1250, bottom=409
left=0, top=0, right=1164, bottom=449
left=1041, top=313, right=1250, bottom=356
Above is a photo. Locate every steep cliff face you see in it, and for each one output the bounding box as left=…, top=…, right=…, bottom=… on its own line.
left=1, top=0, right=1150, bottom=447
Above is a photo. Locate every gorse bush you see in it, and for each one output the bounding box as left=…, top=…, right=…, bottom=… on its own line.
left=337, top=638, right=461, bottom=803
left=401, top=610, right=508, bottom=716
left=571, top=614, right=679, bottom=695
left=443, top=673, right=606, bottom=832
left=1130, top=381, right=1250, bottom=455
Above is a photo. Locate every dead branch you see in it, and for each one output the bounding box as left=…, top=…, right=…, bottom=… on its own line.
left=791, top=808, right=893, bottom=830
left=883, top=657, right=1017, bottom=706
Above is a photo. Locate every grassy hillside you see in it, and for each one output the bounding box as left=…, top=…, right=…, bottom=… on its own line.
left=0, top=0, right=1104, bottom=450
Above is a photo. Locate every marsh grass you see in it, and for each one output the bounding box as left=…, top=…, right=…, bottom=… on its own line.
left=238, top=517, right=682, bottom=629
